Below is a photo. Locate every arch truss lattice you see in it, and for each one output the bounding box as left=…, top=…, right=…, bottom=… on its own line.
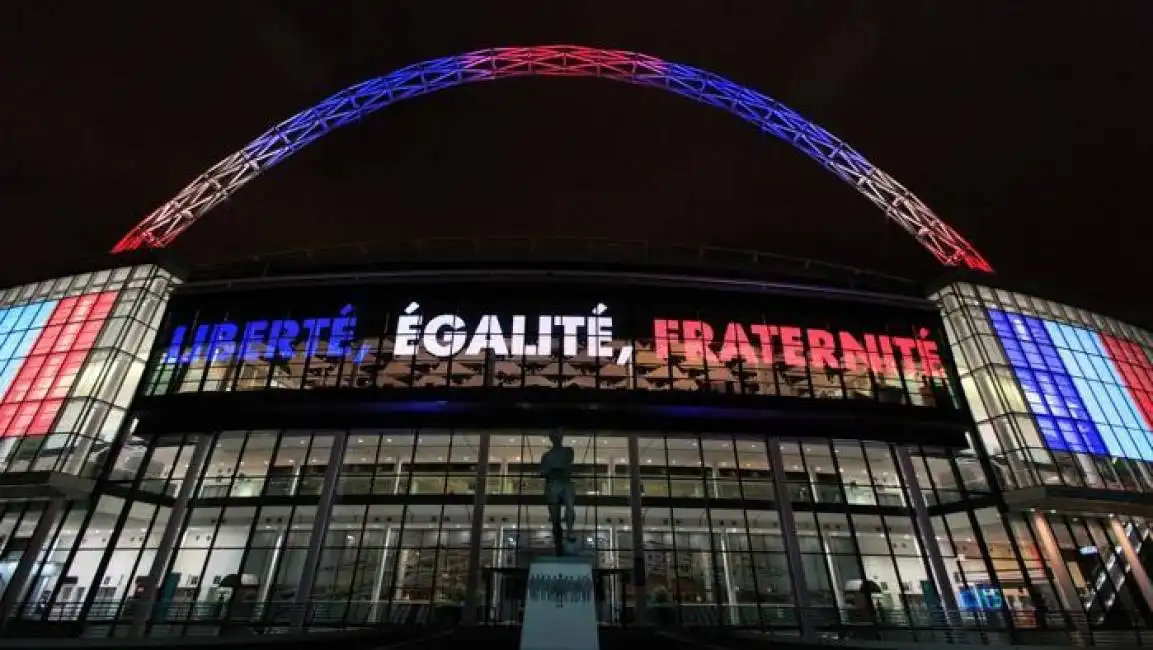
left=111, top=45, right=992, bottom=272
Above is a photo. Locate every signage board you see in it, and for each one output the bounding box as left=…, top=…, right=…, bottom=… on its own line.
left=147, top=280, right=957, bottom=407
left=520, top=558, right=599, bottom=650
left=163, top=302, right=948, bottom=380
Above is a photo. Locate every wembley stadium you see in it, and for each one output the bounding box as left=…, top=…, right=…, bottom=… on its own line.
left=0, top=46, right=1152, bottom=647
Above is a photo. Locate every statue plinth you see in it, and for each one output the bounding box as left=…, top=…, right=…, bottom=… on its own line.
left=520, top=556, right=599, bottom=650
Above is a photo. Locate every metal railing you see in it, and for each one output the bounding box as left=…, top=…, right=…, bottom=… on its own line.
left=6, top=600, right=1153, bottom=646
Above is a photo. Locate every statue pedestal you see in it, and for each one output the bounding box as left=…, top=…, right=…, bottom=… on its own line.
left=520, top=556, right=599, bottom=650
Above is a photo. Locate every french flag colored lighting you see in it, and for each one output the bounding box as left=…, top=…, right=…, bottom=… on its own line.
left=109, top=46, right=992, bottom=273
left=988, top=308, right=1153, bottom=461
left=0, top=291, right=118, bottom=437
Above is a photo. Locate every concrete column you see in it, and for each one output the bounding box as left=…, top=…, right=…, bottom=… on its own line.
left=461, top=432, right=492, bottom=625
left=894, top=446, right=960, bottom=614
left=1110, top=519, right=1153, bottom=618
left=767, top=440, right=814, bottom=638
left=129, top=434, right=213, bottom=637
left=1031, top=511, right=1087, bottom=627
left=289, top=431, right=349, bottom=629
left=0, top=497, right=65, bottom=628
left=626, top=434, right=647, bottom=625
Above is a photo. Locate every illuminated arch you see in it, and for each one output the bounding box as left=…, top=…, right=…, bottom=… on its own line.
left=112, top=45, right=992, bottom=272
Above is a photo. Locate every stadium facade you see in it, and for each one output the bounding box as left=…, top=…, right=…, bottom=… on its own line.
left=1, top=45, right=1151, bottom=644
left=0, top=250, right=1148, bottom=642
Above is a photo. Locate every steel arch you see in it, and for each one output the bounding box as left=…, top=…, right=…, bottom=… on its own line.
left=111, top=45, right=992, bottom=272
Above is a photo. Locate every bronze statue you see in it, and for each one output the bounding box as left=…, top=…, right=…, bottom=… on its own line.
left=540, top=430, right=577, bottom=555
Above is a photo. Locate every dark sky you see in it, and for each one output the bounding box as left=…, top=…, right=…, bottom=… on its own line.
left=3, top=2, right=1151, bottom=326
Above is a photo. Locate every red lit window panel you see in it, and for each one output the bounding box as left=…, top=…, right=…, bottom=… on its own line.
left=0, top=290, right=120, bottom=438
left=6, top=355, right=46, bottom=403
left=28, top=353, right=65, bottom=401
left=30, top=325, right=63, bottom=356
left=1101, top=334, right=1153, bottom=431
left=47, top=296, right=79, bottom=326
left=92, top=292, right=118, bottom=320
left=71, top=296, right=97, bottom=321
left=27, top=399, right=64, bottom=435
left=28, top=375, right=53, bottom=402
left=52, top=322, right=82, bottom=353
left=0, top=403, right=17, bottom=434
left=8, top=402, right=40, bottom=436
left=48, top=351, right=88, bottom=399
left=75, top=320, right=104, bottom=349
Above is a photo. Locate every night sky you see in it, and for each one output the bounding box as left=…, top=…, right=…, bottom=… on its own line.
left=3, top=2, right=1151, bottom=326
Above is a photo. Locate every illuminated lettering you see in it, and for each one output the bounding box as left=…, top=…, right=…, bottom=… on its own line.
left=653, top=319, right=678, bottom=360
left=163, top=304, right=371, bottom=365
left=891, top=336, right=919, bottom=376
left=266, top=320, right=299, bottom=360
left=422, top=314, right=467, bottom=357
left=328, top=306, right=356, bottom=356
left=164, top=325, right=189, bottom=364
left=779, top=327, right=806, bottom=369
left=748, top=325, right=777, bottom=364
left=681, top=320, right=721, bottom=367
left=162, top=304, right=948, bottom=388
left=465, top=315, right=509, bottom=356
left=918, top=328, right=948, bottom=379
left=865, top=335, right=899, bottom=378
left=838, top=332, right=870, bottom=374
left=510, top=316, right=529, bottom=356
left=655, top=319, right=947, bottom=382
left=209, top=323, right=238, bottom=363
left=586, top=303, right=614, bottom=359
left=392, top=303, right=625, bottom=363
left=394, top=302, right=423, bottom=357
left=807, top=329, right=839, bottom=370
left=525, top=315, right=552, bottom=357
left=240, top=320, right=268, bottom=362
left=300, top=318, right=330, bottom=358
left=718, top=323, right=755, bottom=365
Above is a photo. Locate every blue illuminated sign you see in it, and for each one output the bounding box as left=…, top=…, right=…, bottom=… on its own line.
left=164, top=304, right=372, bottom=365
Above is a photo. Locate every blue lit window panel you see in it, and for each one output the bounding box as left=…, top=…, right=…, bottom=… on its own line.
left=0, top=311, right=20, bottom=333
left=987, top=308, right=1108, bottom=455
left=1074, top=377, right=1139, bottom=459
left=1043, top=321, right=1153, bottom=462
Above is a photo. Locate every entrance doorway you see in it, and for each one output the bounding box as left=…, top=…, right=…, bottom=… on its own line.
left=483, top=566, right=632, bottom=625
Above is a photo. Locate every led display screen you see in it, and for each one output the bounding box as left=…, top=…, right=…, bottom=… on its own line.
left=988, top=308, right=1153, bottom=461
left=145, top=280, right=959, bottom=413
left=0, top=291, right=118, bottom=437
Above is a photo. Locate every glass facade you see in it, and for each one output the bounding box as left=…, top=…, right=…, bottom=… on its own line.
left=3, top=272, right=1153, bottom=643
left=931, top=282, right=1153, bottom=493
left=4, top=428, right=1017, bottom=634
left=0, top=265, right=178, bottom=477
left=933, top=282, right=1153, bottom=628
